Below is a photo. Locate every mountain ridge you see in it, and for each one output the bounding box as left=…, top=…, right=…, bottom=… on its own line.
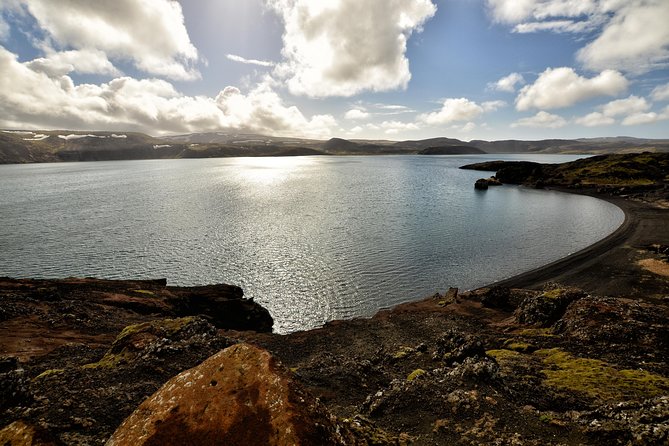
left=1, top=129, right=668, bottom=164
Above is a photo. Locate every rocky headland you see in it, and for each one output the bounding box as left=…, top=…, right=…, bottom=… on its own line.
left=1, top=152, right=668, bottom=445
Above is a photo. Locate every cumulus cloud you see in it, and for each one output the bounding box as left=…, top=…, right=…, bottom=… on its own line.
left=26, top=49, right=120, bottom=77
left=344, top=109, right=370, bottom=120
left=515, top=67, right=628, bottom=111
left=621, top=107, right=669, bottom=126
left=0, top=46, right=336, bottom=138
left=511, top=111, right=567, bottom=128
left=482, top=100, right=507, bottom=112
left=574, top=112, right=615, bottom=127
left=600, top=95, right=650, bottom=117
left=577, top=2, right=669, bottom=74
left=651, top=82, right=669, bottom=101
left=418, top=98, right=484, bottom=125
left=454, top=122, right=477, bottom=133
left=489, top=72, right=525, bottom=92
left=576, top=95, right=659, bottom=126
left=486, top=0, right=669, bottom=74
left=380, top=120, right=419, bottom=134
left=267, top=0, right=437, bottom=97
left=226, top=54, right=274, bottom=68
left=17, top=0, right=200, bottom=80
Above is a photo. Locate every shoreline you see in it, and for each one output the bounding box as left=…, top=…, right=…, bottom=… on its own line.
left=481, top=188, right=636, bottom=293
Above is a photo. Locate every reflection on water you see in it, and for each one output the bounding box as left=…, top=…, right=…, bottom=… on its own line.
left=0, top=155, right=624, bottom=333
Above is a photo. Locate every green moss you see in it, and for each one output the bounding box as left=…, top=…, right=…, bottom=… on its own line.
left=407, top=369, right=426, bottom=382
left=515, top=328, right=555, bottom=337
left=393, top=346, right=414, bottom=360
left=114, top=317, right=195, bottom=344
left=83, top=317, right=196, bottom=369
left=132, top=289, right=155, bottom=296
left=486, top=349, right=521, bottom=362
left=34, top=368, right=65, bottom=380
left=534, top=348, right=669, bottom=401
left=542, top=289, right=564, bottom=299
left=502, top=341, right=535, bottom=353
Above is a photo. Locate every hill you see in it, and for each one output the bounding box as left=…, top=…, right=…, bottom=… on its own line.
left=2, top=129, right=669, bottom=164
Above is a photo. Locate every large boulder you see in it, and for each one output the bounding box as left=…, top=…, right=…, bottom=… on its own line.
left=107, top=343, right=350, bottom=446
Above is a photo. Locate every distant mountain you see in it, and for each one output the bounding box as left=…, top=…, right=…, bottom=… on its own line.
left=418, top=145, right=485, bottom=155
left=2, top=129, right=668, bottom=164
left=468, top=137, right=669, bottom=154
left=394, top=137, right=466, bottom=149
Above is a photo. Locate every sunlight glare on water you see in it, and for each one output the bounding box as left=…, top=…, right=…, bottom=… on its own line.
left=0, top=155, right=624, bottom=333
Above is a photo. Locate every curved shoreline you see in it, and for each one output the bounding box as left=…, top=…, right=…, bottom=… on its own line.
left=479, top=188, right=653, bottom=295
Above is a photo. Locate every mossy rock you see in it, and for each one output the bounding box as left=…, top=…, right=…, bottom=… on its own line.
left=407, top=369, right=427, bottom=382
left=534, top=348, right=669, bottom=402
left=83, top=317, right=209, bottom=369
left=33, top=368, right=65, bottom=380
left=502, top=340, right=537, bottom=353
left=392, top=346, right=415, bottom=361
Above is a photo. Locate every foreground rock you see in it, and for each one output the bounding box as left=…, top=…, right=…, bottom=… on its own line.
left=108, top=343, right=353, bottom=446
left=2, top=277, right=668, bottom=444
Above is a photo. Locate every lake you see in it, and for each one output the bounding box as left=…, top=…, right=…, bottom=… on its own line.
left=0, top=155, right=624, bottom=333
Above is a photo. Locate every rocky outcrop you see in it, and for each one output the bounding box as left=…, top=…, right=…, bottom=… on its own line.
left=0, top=277, right=273, bottom=360
left=474, top=177, right=502, bottom=189
left=107, top=343, right=350, bottom=446
left=514, top=283, right=586, bottom=326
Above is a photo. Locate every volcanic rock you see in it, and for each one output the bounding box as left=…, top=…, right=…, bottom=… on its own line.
left=107, top=343, right=350, bottom=446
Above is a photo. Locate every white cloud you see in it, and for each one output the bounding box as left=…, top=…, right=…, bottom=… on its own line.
left=18, top=0, right=200, bottom=80
left=375, top=104, right=411, bottom=111
left=577, top=2, right=669, bottom=74
left=516, top=67, right=628, bottom=111
left=380, top=120, right=419, bottom=134
left=267, top=0, right=437, bottom=97
left=486, top=1, right=669, bottom=74
left=651, top=82, right=669, bottom=101
left=485, top=0, right=536, bottom=23
left=455, top=122, right=477, bottom=133
left=0, top=13, right=9, bottom=41
left=226, top=54, right=274, bottom=68
left=511, top=111, right=567, bottom=128
left=576, top=95, right=658, bottom=126
left=575, top=112, right=615, bottom=127
left=0, top=46, right=336, bottom=138
left=26, top=49, right=120, bottom=77
left=418, top=98, right=484, bottom=125
left=489, top=72, right=525, bottom=92
left=344, top=109, right=370, bottom=120
left=482, top=100, right=507, bottom=112
left=600, top=95, right=650, bottom=117
left=622, top=107, right=669, bottom=126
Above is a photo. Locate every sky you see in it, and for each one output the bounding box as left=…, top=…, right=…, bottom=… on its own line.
left=0, top=0, right=668, bottom=141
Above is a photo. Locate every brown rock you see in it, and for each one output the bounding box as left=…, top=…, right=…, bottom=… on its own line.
left=107, top=343, right=348, bottom=446
left=0, top=421, right=57, bottom=446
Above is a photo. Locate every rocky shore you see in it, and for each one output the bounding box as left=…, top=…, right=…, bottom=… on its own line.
left=1, top=153, right=668, bottom=445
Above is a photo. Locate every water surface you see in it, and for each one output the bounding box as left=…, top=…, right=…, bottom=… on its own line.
left=0, top=155, right=624, bottom=332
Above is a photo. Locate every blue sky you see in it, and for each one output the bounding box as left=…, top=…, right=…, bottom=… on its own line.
left=1, top=0, right=668, bottom=141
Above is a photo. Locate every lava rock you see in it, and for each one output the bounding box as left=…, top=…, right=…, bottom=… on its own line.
left=107, top=343, right=352, bottom=446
